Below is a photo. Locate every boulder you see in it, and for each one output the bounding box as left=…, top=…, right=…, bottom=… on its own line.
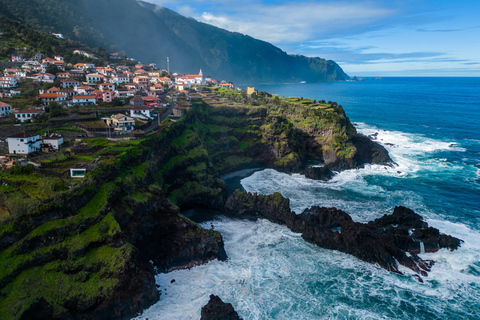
left=201, top=295, right=242, bottom=320
left=304, top=166, right=335, bottom=181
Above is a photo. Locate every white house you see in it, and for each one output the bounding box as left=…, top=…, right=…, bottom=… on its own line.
left=86, top=74, right=103, bottom=85
left=76, top=86, right=94, bottom=95
left=42, top=134, right=64, bottom=151
left=61, top=78, right=79, bottom=89
left=115, top=89, right=131, bottom=98
left=110, top=75, right=129, bottom=85
left=0, top=76, right=18, bottom=88
left=7, top=132, right=42, bottom=155
left=34, top=73, right=55, bottom=83
left=98, top=82, right=115, bottom=92
left=4, top=69, right=26, bottom=78
left=0, top=101, right=12, bottom=116
left=73, top=95, right=97, bottom=105
left=36, top=93, right=66, bottom=105
left=130, top=106, right=154, bottom=119
left=15, top=108, right=45, bottom=122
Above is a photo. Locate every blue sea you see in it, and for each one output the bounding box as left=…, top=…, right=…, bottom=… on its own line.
left=134, top=77, right=480, bottom=319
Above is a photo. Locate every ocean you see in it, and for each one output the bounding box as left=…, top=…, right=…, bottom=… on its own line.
left=134, top=77, right=480, bottom=319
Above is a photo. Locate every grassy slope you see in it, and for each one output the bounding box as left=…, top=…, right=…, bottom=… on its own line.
left=0, top=89, right=358, bottom=318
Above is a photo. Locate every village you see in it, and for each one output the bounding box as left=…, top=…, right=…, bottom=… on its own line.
left=0, top=45, right=239, bottom=175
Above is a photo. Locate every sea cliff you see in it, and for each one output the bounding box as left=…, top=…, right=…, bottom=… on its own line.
left=0, top=89, right=430, bottom=319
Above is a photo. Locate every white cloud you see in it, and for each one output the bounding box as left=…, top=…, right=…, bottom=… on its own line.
left=196, top=2, right=396, bottom=43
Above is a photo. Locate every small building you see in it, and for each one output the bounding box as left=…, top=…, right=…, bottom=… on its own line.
left=70, top=168, right=86, bottom=178
left=0, top=101, right=12, bottom=117
left=247, top=86, right=256, bottom=95
left=107, top=113, right=135, bottom=132
left=130, top=106, right=154, bottom=119
left=7, top=132, right=42, bottom=155
left=86, top=73, right=103, bottom=85
left=42, top=134, right=64, bottom=151
left=76, top=86, right=94, bottom=95
left=15, top=108, right=45, bottom=122
left=61, top=78, right=79, bottom=89
left=132, top=76, right=150, bottom=89
left=149, top=83, right=164, bottom=94
left=110, top=53, right=122, bottom=60
left=98, top=83, right=115, bottom=92
left=73, top=95, right=96, bottom=106
left=130, top=96, right=145, bottom=107
left=110, top=75, right=129, bottom=85
left=102, top=90, right=115, bottom=103
left=0, top=76, right=18, bottom=88
left=34, top=73, right=55, bottom=83
left=36, top=93, right=66, bottom=105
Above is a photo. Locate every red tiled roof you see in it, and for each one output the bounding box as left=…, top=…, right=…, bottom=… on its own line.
left=17, top=108, right=44, bottom=114
left=37, top=93, right=64, bottom=98
left=0, top=101, right=11, bottom=107
left=74, top=95, right=96, bottom=99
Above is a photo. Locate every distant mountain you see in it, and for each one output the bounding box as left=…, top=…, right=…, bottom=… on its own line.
left=0, top=0, right=349, bottom=83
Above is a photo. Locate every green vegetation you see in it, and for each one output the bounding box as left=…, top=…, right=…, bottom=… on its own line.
left=0, top=83, right=362, bottom=318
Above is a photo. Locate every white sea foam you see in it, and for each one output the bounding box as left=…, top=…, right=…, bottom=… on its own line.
left=133, top=218, right=480, bottom=320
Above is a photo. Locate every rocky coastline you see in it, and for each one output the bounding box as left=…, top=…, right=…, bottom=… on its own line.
left=0, top=94, right=460, bottom=319
left=223, top=190, right=461, bottom=279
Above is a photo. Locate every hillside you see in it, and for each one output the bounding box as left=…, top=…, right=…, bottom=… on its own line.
left=0, top=90, right=388, bottom=319
left=0, top=0, right=349, bottom=83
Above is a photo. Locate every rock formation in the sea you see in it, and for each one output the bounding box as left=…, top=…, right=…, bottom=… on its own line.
left=303, top=166, right=335, bottom=181
left=201, top=295, right=242, bottom=320
left=223, top=190, right=462, bottom=277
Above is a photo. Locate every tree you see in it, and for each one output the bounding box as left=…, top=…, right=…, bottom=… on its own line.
left=46, top=64, right=59, bottom=75
left=49, top=102, right=65, bottom=118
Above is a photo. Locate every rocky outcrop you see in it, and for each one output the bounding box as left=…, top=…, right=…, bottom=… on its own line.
left=324, top=134, right=392, bottom=170
left=224, top=190, right=461, bottom=277
left=303, top=166, right=335, bottom=181
left=201, top=295, right=242, bottom=320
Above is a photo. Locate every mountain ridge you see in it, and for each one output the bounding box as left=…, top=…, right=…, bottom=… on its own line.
left=0, top=0, right=349, bottom=83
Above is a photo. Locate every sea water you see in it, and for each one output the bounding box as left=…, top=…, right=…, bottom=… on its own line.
left=134, top=77, right=480, bottom=319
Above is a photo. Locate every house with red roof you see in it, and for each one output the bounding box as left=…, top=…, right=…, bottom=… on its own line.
left=15, top=108, right=45, bottom=123
left=149, top=83, right=164, bottom=94
left=73, top=95, right=97, bottom=105
left=98, top=83, right=115, bottom=92
left=76, top=86, right=95, bottom=95
left=46, top=87, right=60, bottom=94
left=34, top=73, right=55, bottom=83
left=110, top=53, right=122, bottom=60
left=36, top=93, right=66, bottom=105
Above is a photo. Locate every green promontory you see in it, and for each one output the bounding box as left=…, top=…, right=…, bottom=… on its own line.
left=0, top=89, right=390, bottom=319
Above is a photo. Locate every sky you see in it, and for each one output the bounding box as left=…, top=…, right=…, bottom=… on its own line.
left=144, top=0, right=480, bottom=76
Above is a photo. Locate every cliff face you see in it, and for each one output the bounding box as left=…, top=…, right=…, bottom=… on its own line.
left=0, top=92, right=390, bottom=319
left=0, top=0, right=349, bottom=83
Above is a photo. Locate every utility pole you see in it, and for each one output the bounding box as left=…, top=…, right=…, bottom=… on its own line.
left=167, top=57, right=170, bottom=75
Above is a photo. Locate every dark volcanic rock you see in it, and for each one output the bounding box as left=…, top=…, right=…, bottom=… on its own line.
left=352, top=134, right=392, bottom=166
left=304, top=166, right=335, bottom=181
left=224, top=190, right=462, bottom=276
left=201, top=295, right=242, bottom=320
